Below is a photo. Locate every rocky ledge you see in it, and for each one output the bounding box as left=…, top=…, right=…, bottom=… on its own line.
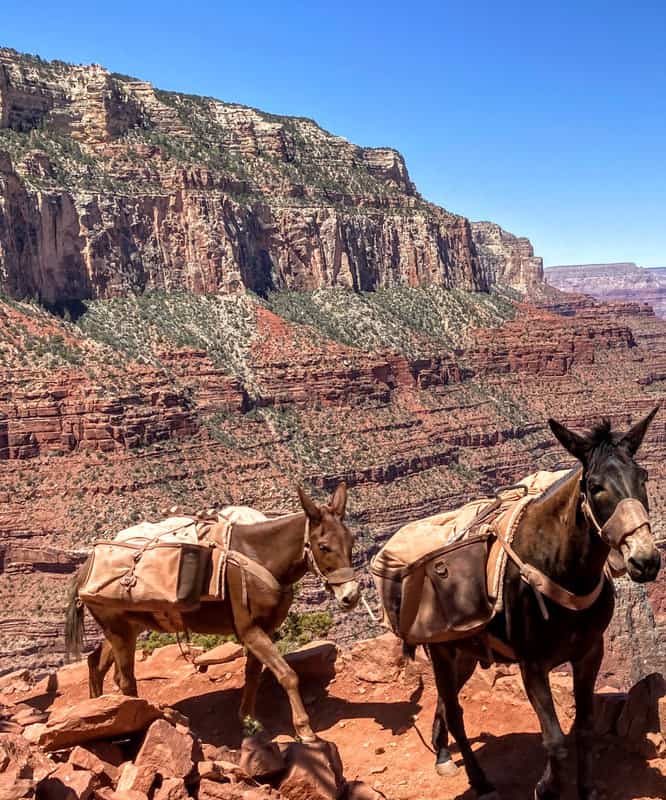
left=1, top=636, right=666, bottom=799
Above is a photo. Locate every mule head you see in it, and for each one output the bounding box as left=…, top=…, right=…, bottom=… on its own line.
left=297, top=482, right=361, bottom=611
left=548, top=408, right=661, bottom=583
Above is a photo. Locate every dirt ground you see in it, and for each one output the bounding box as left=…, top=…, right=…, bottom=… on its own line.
left=17, top=643, right=666, bottom=800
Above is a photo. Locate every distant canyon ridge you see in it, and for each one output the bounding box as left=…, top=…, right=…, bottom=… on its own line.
left=0, top=48, right=543, bottom=304
left=546, top=262, right=666, bottom=318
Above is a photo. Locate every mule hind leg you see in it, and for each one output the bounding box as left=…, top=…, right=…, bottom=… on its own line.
left=87, top=639, right=115, bottom=698
left=104, top=623, right=140, bottom=697
left=430, top=647, right=478, bottom=777
left=430, top=644, right=497, bottom=798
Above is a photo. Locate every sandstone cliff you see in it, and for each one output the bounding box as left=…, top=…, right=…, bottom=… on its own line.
left=0, top=48, right=491, bottom=303
left=471, top=220, right=545, bottom=292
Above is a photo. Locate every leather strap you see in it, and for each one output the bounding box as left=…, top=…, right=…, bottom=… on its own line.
left=492, top=526, right=606, bottom=617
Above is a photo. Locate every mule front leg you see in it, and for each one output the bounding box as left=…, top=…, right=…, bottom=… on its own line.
left=239, top=650, right=263, bottom=731
left=520, top=661, right=567, bottom=800
left=432, top=695, right=458, bottom=776
left=572, top=640, right=604, bottom=800
left=242, top=626, right=315, bottom=742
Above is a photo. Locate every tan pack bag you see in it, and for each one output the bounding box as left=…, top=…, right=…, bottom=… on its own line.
left=79, top=538, right=211, bottom=612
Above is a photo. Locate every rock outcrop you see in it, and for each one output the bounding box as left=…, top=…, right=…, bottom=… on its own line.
left=471, top=221, right=544, bottom=292
left=0, top=48, right=488, bottom=304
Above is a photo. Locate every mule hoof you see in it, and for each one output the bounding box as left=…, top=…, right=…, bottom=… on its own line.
left=435, top=759, right=459, bottom=777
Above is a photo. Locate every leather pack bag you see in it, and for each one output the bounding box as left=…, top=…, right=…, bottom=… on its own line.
left=371, top=468, right=575, bottom=645
left=372, top=533, right=494, bottom=644
left=79, top=538, right=211, bottom=612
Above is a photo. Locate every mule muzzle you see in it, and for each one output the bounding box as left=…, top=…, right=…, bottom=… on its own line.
left=601, top=498, right=661, bottom=583
left=330, top=576, right=361, bottom=611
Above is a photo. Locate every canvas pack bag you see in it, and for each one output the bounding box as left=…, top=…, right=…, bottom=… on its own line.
left=79, top=517, right=211, bottom=613
left=371, top=470, right=572, bottom=645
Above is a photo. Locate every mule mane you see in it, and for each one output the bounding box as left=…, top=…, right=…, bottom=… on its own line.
left=585, top=418, right=619, bottom=449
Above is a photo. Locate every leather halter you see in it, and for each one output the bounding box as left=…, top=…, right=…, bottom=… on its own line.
left=302, top=517, right=356, bottom=589
left=580, top=494, right=651, bottom=550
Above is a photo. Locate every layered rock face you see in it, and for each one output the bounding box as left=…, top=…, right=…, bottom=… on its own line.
left=546, top=262, right=666, bottom=317
left=1, top=288, right=665, bottom=686
left=472, top=221, right=544, bottom=292
left=0, top=48, right=486, bottom=303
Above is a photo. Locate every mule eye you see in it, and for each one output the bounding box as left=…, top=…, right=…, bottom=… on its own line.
left=590, top=484, right=605, bottom=495
left=319, top=543, right=331, bottom=553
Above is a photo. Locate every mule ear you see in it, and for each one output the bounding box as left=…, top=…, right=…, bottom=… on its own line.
left=329, top=481, right=348, bottom=518
left=297, top=485, right=322, bottom=523
left=620, top=405, right=659, bottom=455
left=548, top=418, right=589, bottom=462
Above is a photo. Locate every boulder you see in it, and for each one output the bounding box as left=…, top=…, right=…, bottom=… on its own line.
left=68, top=745, right=119, bottom=784
left=194, top=642, right=244, bottom=670
left=346, top=781, right=387, bottom=799
left=0, top=731, right=55, bottom=800
left=39, top=695, right=163, bottom=750
left=593, top=690, right=627, bottom=736
left=198, top=759, right=248, bottom=783
left=0, top=670, right=33, bottom=695
left=348, top=634, right=403, bottom=684
left=153, top=777, right=191, bottom=800
left=616, top=672, right=666, bottom=755
left=239, top=734, right=285, bottom=779
left=201, top=743, right=241, bottom=764
left=10, top=704, right=48, bottom=727
left=278, top=740, right=345, bottom=800
left=131, top=719, right=195, bottom=792
left=116, top=763, right=148, bottom=794
left=198, top=779, right=245, bottom=799
left=37, top=763, right=98, bottom=799
left=284, top=641, right=338, bottom=683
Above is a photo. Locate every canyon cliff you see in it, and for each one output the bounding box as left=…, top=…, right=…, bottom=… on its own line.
left=0, top=48, right=494, bottom=303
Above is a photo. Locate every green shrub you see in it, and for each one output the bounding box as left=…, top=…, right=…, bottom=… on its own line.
left=274, top=610, right=333, bottom=655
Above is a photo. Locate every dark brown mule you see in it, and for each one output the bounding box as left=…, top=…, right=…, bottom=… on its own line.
left=65, top=482, right=359, bottom=742
left=425, top=410, right=661, bottom=800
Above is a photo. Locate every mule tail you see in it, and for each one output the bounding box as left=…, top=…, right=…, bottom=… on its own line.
left=64, top=558, right=89, bottom=661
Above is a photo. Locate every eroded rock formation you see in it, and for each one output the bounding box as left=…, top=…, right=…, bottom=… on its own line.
left=0, top=48, right=488, bottom=304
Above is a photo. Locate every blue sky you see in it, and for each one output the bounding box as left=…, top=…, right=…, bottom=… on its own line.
left=3, top=1, right=665, bottom=266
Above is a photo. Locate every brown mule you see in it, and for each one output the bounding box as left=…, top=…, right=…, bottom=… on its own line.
left=65, top=482, right=359, bottom=742
left=411, top=410, right=661, bottom=800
